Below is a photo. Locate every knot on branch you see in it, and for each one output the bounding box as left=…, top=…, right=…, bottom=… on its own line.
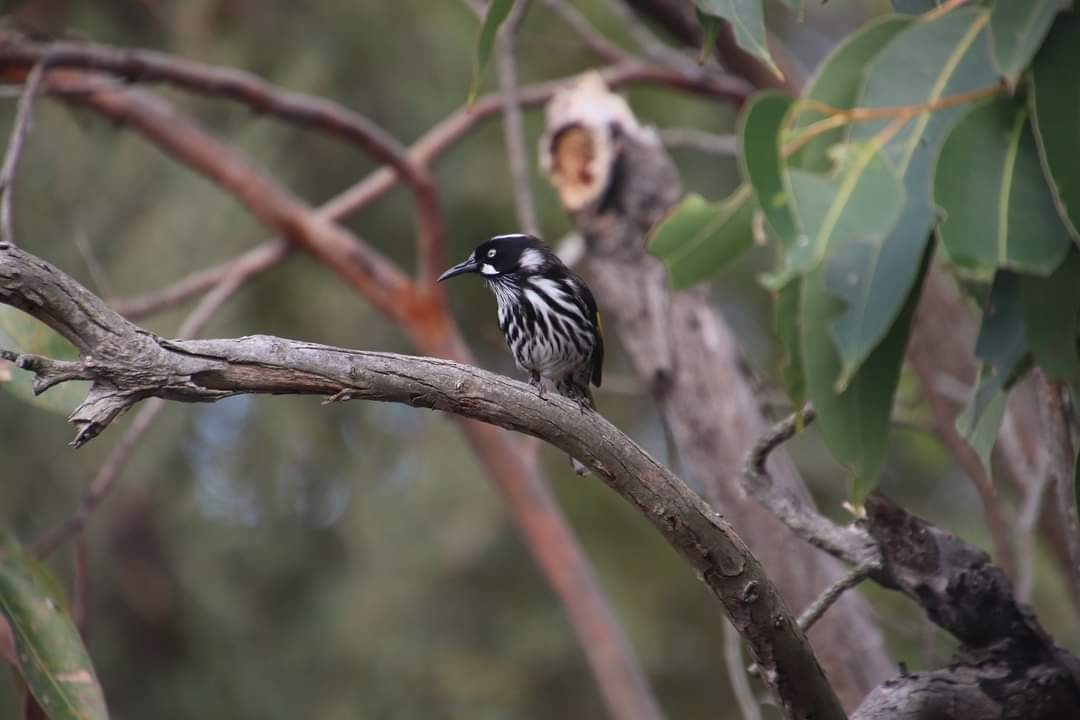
left=864, top=492, right=1046, bottom=653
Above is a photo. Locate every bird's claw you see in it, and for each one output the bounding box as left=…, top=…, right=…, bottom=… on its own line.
left=529, top=372, right=546, bottom=399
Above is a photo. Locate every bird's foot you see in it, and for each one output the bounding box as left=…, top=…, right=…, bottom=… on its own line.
left=529, top=372, right=546, bottom=399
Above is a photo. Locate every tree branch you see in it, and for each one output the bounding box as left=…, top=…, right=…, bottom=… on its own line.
left=0, top=61, right=43, bottom=246
left=0, top=239, right=845, bottom=720
left=743, top=405, right=879, bottom=566
left=0, top=32, right=447, bottom=283
left=5, top=64, right=668, bottom=720
left=494, top=0, right=542, bottom=237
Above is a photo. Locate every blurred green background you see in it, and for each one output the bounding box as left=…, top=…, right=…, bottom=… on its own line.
left=1, top=1, right=1075, bottom=718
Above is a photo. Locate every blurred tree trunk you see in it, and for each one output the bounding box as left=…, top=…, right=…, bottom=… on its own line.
left=539, top=75, right=893, bottom=710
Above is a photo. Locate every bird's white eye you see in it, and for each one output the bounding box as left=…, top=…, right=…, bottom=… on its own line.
left=487, top=249, right=497, bottom=258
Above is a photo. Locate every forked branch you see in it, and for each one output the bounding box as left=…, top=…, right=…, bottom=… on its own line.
left=0, top=240, right=845, bottom=720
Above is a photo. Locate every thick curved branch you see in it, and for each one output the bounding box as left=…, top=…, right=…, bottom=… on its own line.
left=0, top=240, right=845, bottom=720
left=1, top=63, right=667, bottom=719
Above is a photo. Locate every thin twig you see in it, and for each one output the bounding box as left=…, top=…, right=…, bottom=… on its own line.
left=542, top=0, right=631, bottom=63
left=743, top=404, right=879, bottom=564
left=111, top=240, right=288, bottom=320
left=608, top=0, right=706, bottom=79
left=0, top=61, right=44, bottom=246
left=495, top=0, right=541, bottom=236
left=722, top=620, right=762, bottom=720
left=797, top=560, right=878, bottom=633
left=659, top=127, right=737, bottom=155
left=1015, top=446, right=1052, bottom=603
left=71, top=536, right=89, bottom=635
left=0, top=35, right=447, bottom=284
left=923, top=0, right=970, bottom=23
left=783, top=75, right=1002, bottom=157
left=1036, top=374, right=1080, bottom=611
left=71, top=231, right=114, bottom=298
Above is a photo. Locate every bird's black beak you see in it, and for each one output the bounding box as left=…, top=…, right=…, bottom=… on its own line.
left=438, top=256, right=479, bottom=282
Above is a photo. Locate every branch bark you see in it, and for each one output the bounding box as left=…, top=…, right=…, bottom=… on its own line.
left=0, top=239, right=846, bottom=720
left=539, top=71, right=892, bottom=709
left=0, top=51, right=671, bottom=718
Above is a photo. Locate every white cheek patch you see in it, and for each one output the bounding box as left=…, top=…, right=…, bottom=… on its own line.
left=481, top=263, right=498, bottom=275
left=519, top=248, right=544, bottom=271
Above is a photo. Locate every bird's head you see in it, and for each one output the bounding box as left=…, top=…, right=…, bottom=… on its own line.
left=438, top=234, right=551, bottom=283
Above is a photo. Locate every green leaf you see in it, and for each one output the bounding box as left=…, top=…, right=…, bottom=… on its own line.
left=648, top=187, right=755, bottom=290
left=1021, top=248, right=1080, bottom=383
left=955, top=370, right=1007, bottom=468
left=829, top=8, right=996, bottom=386
left=892, top=0, right=942, bottom=13
left=787, top=15, right=914, bottom=173
left=739, top=91, right=798, bottom=251
left=784, top=143, right=907, bottom=382
left=466, top=0, right=514, bottom=107
left=800, top=241, right=931, bottom=502
left=1029, top=11, right=1080, bottom=241
left=775, top=280, right=805, bottom=407
left=695, top=0, right=781, bottom=79
left=988, top=0, right=1069, bottom=85
left=0, top=546, right=109, bottom=720
left=934, top=98, right=1072, bottom=279
left=697, top=10, right=723, bottom=65
left=0, top=307, right=89, bottom=415
left=956, top=271, right=1030, bottom=464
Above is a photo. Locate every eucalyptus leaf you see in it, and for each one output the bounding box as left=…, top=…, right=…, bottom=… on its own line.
left=739, top=91, right=798, bottom=252
left=647, top=187, right=756, bottom=290
left=1021, top=248, right=1080, bottom=383
left=775, top=280, right=805, bottom=408
left=828, top=8, right=996, bottom=387
left=0, top=546, right=109, bottom=720
left=466, top=0, right=513, bottom=106
left=956, top=271, right=1031, bottom=466
left=784, top=142, right=907, bottom=382
left=1029, top=11, right=1080, bottom=241
left=892, top=0, right=941, bottom=13
left=988, top=0, right=1069, bottom=85
left=697, top=10, right=723, bottom=65
left=800, top=243, right=930, bottom=502
left=934, top=98, right=1071, bottom=279
left=694, top=0, right=781, bottom=78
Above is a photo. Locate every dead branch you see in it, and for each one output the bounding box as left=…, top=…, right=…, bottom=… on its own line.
left=744, top=405, right=878, bottom=565
left=0, top=239, right=846, bottom=720
left=540, top=71, right=893, bottom=708
left=1037, top=374, right=1080, bottom=606
left=0, top=61, right=43, bottom=246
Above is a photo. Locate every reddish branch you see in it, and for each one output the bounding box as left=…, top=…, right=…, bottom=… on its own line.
left=0, top=43, right=681, bottom=718
left=108, top=58, right=751, bottom=320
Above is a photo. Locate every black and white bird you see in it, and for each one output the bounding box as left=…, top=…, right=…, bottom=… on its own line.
left=439, top=234, right=604, bottom=473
